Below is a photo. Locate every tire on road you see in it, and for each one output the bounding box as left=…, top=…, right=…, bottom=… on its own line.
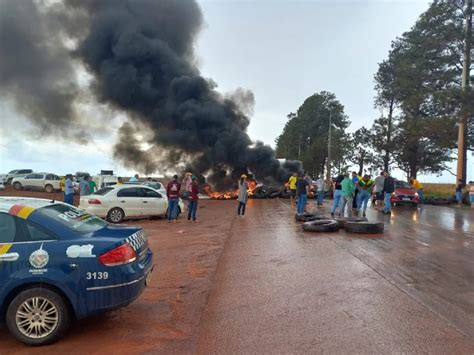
left=6, top=287, right=71, bottom=346
left=13, top=182, right=22, bottom=190
left=334, top=217, right=367, bottom=229
left=345, top=221, right=384, bottom=234
left=45, top=184, right=54, bottom=193
left=295, top=212, right=325, bottom=222
left=302, top=219, right=339, bottom=232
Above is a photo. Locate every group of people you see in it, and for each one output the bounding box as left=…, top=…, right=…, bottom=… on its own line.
left=330, top=171, right=393, bottom=217
left=167, top=173, right=199, bottom=223
left=61, top=174, right=97, bottom=205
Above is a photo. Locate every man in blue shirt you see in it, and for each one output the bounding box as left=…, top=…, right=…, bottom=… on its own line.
left=129, top=174, right=139, bottom=183
left=64, top=174, right=75, bottom=205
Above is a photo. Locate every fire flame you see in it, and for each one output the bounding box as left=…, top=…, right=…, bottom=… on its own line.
left=203, top=179, right=258, bottom=200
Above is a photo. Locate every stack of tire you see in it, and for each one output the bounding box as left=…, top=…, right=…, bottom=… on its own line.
left=252, top=186, right=282, bottom=199
left=296, top=213, right=384, bottom=234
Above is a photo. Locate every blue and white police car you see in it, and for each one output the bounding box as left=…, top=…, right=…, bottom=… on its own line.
left=0, top=197, right=153, bottom=345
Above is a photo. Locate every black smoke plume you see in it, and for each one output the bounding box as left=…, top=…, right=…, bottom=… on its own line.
left=0, top=0, right=301, bottom=187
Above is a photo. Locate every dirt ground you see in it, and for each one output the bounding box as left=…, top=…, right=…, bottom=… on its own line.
left=0, top=186, right=237, bottom=354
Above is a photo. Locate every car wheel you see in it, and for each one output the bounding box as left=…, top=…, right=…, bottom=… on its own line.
left=13, top=182, right=22, bottom=190
left=302, top=219, right=339, bottom=233
left=107, top=207, right=125, bottom=223
left=7, top=178, right=12, bottom=185
left=345, top=221, right=384, bottom=234
left=45, top=184, right=54, bottom=193
left=6, top=287, right=70, bottom=346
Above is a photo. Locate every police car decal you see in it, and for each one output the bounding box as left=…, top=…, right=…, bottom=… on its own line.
left=126, top=230, right=146, bottom=251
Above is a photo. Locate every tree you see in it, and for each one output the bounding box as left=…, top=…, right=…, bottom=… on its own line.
left=275, top=92, right=351, bottom=177
left=347, top=127, right=378, bottom=175
left=374, top=0, right=474, bottom=178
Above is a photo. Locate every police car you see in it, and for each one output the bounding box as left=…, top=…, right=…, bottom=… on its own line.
left=0, top=197, right=153, bottom=345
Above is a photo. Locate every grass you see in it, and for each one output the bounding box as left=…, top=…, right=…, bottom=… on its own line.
left=423, top=183, right=456, bottom=199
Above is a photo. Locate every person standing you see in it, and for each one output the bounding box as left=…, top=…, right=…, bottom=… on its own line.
left=237, top=174, right=249, bottom=217
left=372, top=172, right=385, bottom=209
left=117, top=177, right=124, bottom=185
left=352, top=172, right=361, bottom=210
left=182, top=172, right=193, bottom=207
left=315, top=175, right=325, bottom=207
left=340, top=173, right=355, bottom=217
left=455, top=179, right=464, bottom=206
left=357, top=174, right=374, bottom=217
left=331, top=174, right=344, bottom=217
left=468, top=181, right=474, bottom=208
left=187, top=176, right=199, bottom=222
left=64, top=174, right=75, bottom=205
left=166, top=175, right=181, bottom=222
left=410, top=177, right=424, bottom=204
left=79, top=177, right=90, bottom=197
left=288, top=173, right=298, bottom=208
left=296, top=173, right=309, bottom=215
left=381, top=171, right=395, bottom=215
left=88, top=176, right=97, bottom=195
left=129, top=174, right=139, bottom=183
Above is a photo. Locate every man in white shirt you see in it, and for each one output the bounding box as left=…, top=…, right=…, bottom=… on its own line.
left=315, top=175, right=325, bottom=206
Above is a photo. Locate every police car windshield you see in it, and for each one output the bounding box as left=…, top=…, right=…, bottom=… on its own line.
left=37, top=204, right=107, bottom=234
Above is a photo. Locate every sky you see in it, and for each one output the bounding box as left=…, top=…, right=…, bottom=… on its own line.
left=0, top=0, right=471, bottom=182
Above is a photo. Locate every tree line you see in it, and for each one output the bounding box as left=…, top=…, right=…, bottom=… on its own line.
left=275, top=0, right=473, bottom=179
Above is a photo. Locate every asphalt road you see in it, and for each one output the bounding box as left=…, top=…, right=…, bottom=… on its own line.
left=198, top=200, right=474, bottom=353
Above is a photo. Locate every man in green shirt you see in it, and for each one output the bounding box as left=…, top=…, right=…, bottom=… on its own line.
left=88, top=176, right=97, bottom=195
left=340, top=173, right=355, bottom=217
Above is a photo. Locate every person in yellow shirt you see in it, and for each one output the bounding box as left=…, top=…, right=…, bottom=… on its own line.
left=410, top=177, right=424, bottom=204
left=288, top=173, right=298, bottom=208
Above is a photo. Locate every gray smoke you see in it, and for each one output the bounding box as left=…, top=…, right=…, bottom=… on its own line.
left=0, top=0, right=301, bottom=186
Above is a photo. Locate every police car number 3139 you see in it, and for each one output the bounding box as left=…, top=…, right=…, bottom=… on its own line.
left=86, top=272, right=109, bottom=280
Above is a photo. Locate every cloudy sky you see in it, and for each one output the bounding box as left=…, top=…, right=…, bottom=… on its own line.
left=1, top=0, right=470, bottom=182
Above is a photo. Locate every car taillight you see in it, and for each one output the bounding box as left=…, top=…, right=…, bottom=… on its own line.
left=99, top=243, right=136, bottom=266
left=88, top=198, right=102, bottom=204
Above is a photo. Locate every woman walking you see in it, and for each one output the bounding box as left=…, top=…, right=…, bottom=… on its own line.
left=237, top=174, right=249, bottom=217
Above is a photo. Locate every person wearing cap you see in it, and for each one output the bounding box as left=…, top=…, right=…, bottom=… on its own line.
left=166, top=175, right=182, bottom=222
left=238, top=174, right=249, bottom=217
left=188, top=176, right=199, bottom=222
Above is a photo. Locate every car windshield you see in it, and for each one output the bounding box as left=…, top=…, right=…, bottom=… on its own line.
left=395, top=180, right=412, bottom=189
left=36, top=204, right=107, bottom=234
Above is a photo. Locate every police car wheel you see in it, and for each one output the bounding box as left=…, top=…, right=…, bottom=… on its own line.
left=107, top=207, right=125, bottom=223
left=6, top=288, right=70, bottom=346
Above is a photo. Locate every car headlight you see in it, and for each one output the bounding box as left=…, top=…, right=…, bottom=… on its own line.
left=391, top=192, right=396, bottom=196
left=414, top=193, right=419, bottom=197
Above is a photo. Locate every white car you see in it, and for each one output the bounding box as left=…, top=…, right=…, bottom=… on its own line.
left=79, top=185, right=184, bottom=223
left=12, top=173, right=61, bottom=193
left=4, top=169, right=33, bottom=185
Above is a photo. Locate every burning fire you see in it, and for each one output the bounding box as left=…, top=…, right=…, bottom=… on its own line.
left=203, top=179, right=258, bottom=200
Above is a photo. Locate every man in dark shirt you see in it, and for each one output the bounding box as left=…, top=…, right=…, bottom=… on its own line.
left=188, top=176, right=199, bottom=222
left=166, top=175, right=181, bottom=222
left=296, top=173, right=309, bottom=215
left=381, top=171, right=395, bottom=215
left=331, top=174, right=344, bottom=217
left=455, top=179, right=464, bottom=206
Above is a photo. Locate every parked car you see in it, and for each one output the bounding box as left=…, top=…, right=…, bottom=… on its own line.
left=12, top=173, right=61, bottom=193
left=391, top=180, right=420, bottom=206
left=79, top=185, right=184, bottom=223
left=0, top=197, right=153, bottom=345
left=4, top=169, right=33, bottom=185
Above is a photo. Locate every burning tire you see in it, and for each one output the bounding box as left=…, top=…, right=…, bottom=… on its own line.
left=334, top=217, right=367, bottom=229
left=295, top=213, right=327, bottom=222
left=345, top=221, right=384, bottom=234
left=302, top=219, right=339, bottom=233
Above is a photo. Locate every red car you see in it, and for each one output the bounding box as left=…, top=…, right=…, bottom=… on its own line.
left=391, top=180, right=420, bottom=206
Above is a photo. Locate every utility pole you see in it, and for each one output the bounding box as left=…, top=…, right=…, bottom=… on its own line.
left=326, top=110, right=332, bottom=183
left=457, top=0, right=472, bottom=184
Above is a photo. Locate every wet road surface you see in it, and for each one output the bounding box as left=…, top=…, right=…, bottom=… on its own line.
left=198, top=200, right=474, bottom=353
